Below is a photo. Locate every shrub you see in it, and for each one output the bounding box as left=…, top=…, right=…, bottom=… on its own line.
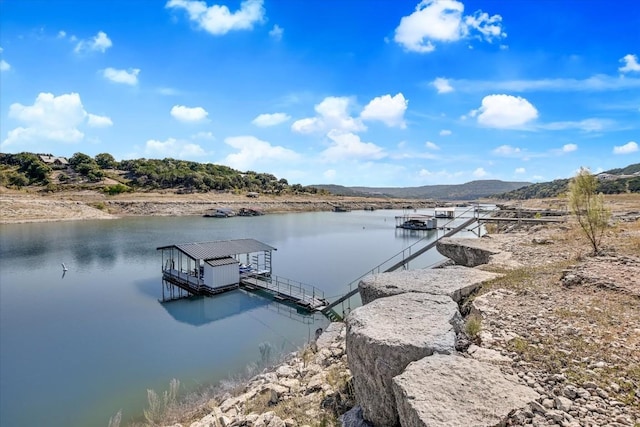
left=568, top=167, right=611, bottom=255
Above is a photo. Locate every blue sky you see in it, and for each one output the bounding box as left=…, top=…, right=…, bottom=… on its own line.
left=1, top=0, right=638, bottom=187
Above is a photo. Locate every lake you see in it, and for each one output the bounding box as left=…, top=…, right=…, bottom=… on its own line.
left=0, top=208, right=474, bottom=426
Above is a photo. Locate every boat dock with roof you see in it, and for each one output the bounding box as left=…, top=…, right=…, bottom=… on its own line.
left=157, top=238, right=327, bottom=312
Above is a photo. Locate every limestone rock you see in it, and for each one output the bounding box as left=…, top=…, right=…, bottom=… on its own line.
left=466, top=344, right=512, bottom=363
left=346, top=293, right=460, bottom=426
left=358, top=266, right=499, bottom=305
left=392, top=354, right=539, bottom=427
left=436, top=237, right=499, bottom=267
left=316, top=322, right=345, bottom=349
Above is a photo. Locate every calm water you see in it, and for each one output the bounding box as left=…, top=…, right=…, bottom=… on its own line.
left=0, top=209, right=465, bottom=426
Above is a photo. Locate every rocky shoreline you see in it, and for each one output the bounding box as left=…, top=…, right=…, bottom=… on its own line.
left=170, top=216, right=639, bottom=427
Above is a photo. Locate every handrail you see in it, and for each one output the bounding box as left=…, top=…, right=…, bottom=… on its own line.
left=321, top=205, right=484, bottom=314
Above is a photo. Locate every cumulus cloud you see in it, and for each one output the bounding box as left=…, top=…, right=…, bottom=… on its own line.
left=360, top=93, right=408, bottom=128
left=292, top=97, right=365, bottom=134
left=269, top=24, right=283, bottom=40
left=252, top=112, right=290, bottom=127
left=439, top=129, right=452, bottom=136
left=223, top=135, right=300, bottom=170
left=1, top=92, right=112, bottom=150
left=432, top=77, right=454, bottom=93
left=619, top=54, right=640, bottom=73
left=492, top=144, right=522, bottom=156
left=321, top=130, right=386, bottom=162
left=613, top=141, right=638, bottom=154
left=166, top=0, right=265, bottom=35
left=145, top=138, right=207, bottom=158
left=0, top=59, right=10, bottom=72
left=394, top=0, right=505, bottom=53
left=87, top=113, right=113, bottom=127
left=471, top=94, right=538, bottom=128
left=562, top=143, right=578, bottom=153
left=170, top=105, right=209, bottom=122
left=515, top=167, right=526, bottom=174
left=74, top=31, right=112, bottom=53
left=103, top=68, right=140, bottom=85
left=425, top=141, right=440, bottom=150
left=473, top=167, right=488, bottom=178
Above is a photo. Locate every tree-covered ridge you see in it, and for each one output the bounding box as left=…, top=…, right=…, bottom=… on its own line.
left=495, top=163, right=640, bottom=200
left=0, top=152, right=325, bottom=195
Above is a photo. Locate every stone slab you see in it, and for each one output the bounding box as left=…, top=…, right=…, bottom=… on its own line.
left=358, top=266, right=499, bottom=305
left=346, top=293, right=460, bottom=426
left=392, top=354, right=539, bottom=427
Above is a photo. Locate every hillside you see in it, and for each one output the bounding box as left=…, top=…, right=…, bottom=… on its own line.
left=496, top=163, right=640, bottom=200
left=312, top=180, right=531, bottom=200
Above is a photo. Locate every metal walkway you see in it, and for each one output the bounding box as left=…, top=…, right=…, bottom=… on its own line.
left=239, top=274, right=328, bottom=311
left=320, top=216, right=478, bottom=317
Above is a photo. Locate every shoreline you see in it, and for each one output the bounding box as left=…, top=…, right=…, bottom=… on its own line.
left=0, top=189, right=443, bottom=224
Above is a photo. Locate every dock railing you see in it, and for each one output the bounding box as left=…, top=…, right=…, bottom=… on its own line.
left=241, top=274, right=326, bottom=309
left=322, top=205, right=487, bottom=319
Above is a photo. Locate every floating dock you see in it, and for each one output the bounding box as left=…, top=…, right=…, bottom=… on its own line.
left=157, top=239, right=327, bottom=312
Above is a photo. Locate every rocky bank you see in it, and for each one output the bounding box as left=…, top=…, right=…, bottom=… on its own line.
left=174, top=215, right=639, bottom=427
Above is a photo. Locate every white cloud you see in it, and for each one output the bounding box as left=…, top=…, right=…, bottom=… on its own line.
left=473, top=167, right=488, bottom=178
left=541, top=118, right=610, bottom=132
left=619, top=54, right=640, bottom=73
left=103, top=68, right=140, bottom=85
left=492, top=145, right=522, bottom=156
left=562, top=143, right=578, bottom=153
left=322, top=130, right=386, bottom=162
left=613, top=141, right=638, bottom=155
left=394, top=0, right=505, bottom=53
left=323, top=169, right=337, bottom=180
left=471, top=94, right=538, bottom=128
left=439, top=129, right=452, bottom=136
left=166, top=0, right=265, bottom=35
left=1, top=92, right=110, bottom=149
left=425, top=141, right=440, bottom=150
left=223, top=135, right=300, bottom=170
left=515, top=167, right=526, bottom=174
left=252, top=112, right=290, bottom=127
left=436, top=74, right=640, bottom=93
left=269, top=24, right=283, bottom=40
left=57, top=30, right=67, bottom=38
left=145, top=137, right=207, bottom=158
left=87, top=113, right=113, bottom=127
left=192, top=131, right=215, bottom=140
left=432, top=77, right=453, bottom=93
left=74, top=31, right=112, bottom=53
left=0, top=59, right=10, bottom=72
left=292, top=96, right=365, bottom=134
left=170, top=105, right=209, bottom=122
left=360, top=93, right=408, bottom=128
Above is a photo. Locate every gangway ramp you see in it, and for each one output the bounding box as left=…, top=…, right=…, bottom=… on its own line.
left=321, top=216, right=478, bottom=318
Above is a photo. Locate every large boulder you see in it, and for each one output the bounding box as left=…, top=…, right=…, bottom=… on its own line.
left=346, top=293, right=460, bottom=426
left=436, top=237, right=499, bottom=267
left=392, top=354, right=539, bottom=427
left=358, top=266, right=499, bottom=305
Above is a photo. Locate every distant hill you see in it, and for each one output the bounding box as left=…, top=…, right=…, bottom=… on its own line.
left=495, top=163, right=640, bottom=200
left=311, top=180, right=531, bottom=200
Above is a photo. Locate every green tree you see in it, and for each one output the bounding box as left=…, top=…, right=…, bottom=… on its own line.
left=568, top=167, right=611, bottom=255
left=95, top=153, right=117, bottom=169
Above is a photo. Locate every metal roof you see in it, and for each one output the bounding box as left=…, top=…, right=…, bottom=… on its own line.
left=205, top=257, right=238, bottom=267
left=157, top=238, right=276, bottom=260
